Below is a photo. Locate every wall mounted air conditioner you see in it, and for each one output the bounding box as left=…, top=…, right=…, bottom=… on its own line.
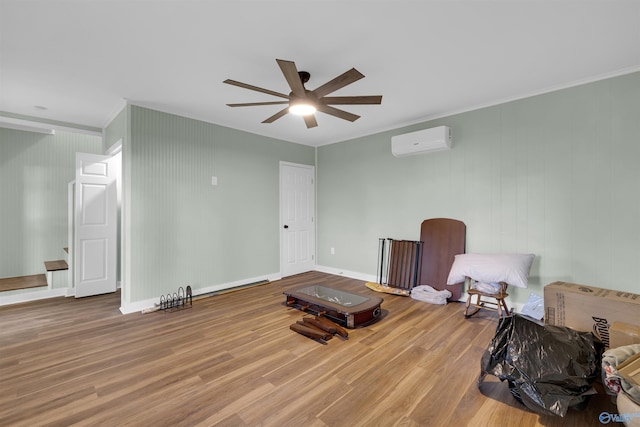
left=391, top=126, right=452, bottom=157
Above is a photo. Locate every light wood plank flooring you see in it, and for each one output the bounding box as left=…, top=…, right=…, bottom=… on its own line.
left=0, top=271, right=620, bottom=426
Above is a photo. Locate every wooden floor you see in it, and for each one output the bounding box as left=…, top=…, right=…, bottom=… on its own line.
left=0, top=271, right=620, bottom=426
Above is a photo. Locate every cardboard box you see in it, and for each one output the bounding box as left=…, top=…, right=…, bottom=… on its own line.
left=544, top=281, right=640, bottom=348
left=610, top=322, right=640, bottom=348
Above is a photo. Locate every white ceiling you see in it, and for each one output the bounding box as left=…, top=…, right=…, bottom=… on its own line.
left=1, top=1, right=639, bottom=146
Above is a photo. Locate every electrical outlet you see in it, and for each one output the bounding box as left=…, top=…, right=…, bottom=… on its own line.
left=330, top=247, right=335, bottom=255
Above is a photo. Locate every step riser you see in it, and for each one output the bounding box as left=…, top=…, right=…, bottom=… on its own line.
left=44, top=259, right=69, bottom=290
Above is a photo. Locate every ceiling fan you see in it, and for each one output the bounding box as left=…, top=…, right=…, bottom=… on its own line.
left=223, top=59, right=382, bottom=128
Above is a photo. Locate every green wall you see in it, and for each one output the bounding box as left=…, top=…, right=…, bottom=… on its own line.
left=104, top=106, right=128, bottom=286
left=0, top=128, right=102, bottom=278
left=6, top=71, right=638, bottom=311
left=317, top=71, right=640, bottom=305
left=104, top=107, right=128, bottom=153
left=123, top=106, right=315, bottom=304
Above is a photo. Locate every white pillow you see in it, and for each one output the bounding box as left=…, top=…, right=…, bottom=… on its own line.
left=446, top=253, right=535, bottom=289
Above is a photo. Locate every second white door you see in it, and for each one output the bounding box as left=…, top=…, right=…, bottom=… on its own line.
left=280, top=162, right=315, bottom=277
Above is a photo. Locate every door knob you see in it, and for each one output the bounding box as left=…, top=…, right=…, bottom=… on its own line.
left=283, top=225, right=289, bottom=229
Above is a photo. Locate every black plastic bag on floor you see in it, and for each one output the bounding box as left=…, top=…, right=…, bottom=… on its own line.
left=478, top=314, right=602, bottom=417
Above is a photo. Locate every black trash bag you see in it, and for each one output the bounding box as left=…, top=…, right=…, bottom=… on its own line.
left=479, top=314, right=602, bottom=417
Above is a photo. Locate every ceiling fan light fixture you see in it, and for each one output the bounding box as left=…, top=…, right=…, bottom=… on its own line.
left=224, top=59, right=382, bottom=128
left=288, top=100, right=316, bottom=116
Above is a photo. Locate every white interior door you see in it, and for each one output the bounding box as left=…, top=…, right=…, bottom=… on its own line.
left=280, top=162, right=315, bottom=277
left=74, top=153, right=117, bottom=298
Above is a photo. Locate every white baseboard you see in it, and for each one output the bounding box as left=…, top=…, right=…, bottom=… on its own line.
left=119, top=272, right=282, bottom=315
left=314, top=265, right=377, bottom=283
left=0, top=288, right=68, bottom=306
left=119, top=296, right=158, bottom=315
left=314, top=266, right=528, bottom=313
left=1, top=268, right=528, bottom=318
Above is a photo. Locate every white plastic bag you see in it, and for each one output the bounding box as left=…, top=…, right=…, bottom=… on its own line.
left=471, top=281, right=502, bottom=294
left=410, top=285, right=452, bottom=305
left=520, top=292, right=544, bottom=320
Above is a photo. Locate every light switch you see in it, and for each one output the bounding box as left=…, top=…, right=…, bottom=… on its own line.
left=211, top=176, right=218, bottom=186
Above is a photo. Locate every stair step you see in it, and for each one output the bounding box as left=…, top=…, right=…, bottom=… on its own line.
left=44, top=260, right=69, bottom=272
left=0, top=274, right=48, bottom=292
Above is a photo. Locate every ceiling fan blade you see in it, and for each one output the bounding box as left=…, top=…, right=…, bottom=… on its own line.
left=312, top=68, right=365, bottom=98
left=303, top=114, right=318, bottom=129
left=321, top=95, right=382, bottom=105
left=262, top=107, right=290, bottom=124
left=227, top=101, right=289, bottom=107
left=223, top=79, right=291, bottom=99
left=276, top=59, right=306, bottom=97
left=316, top=105, right=360, bottom=122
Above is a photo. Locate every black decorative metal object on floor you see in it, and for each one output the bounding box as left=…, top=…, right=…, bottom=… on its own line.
left=159, top=285, right=193, bottom=312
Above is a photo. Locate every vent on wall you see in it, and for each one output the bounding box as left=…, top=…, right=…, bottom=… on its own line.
left=391, top=126, right=452, bottom=157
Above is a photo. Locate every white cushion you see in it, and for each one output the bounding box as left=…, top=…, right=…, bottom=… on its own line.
left=447, top=253, right=535, bottom=289
left=410, top=285, right=452, bottom=305
left=617, top=389, right=640, bottom=426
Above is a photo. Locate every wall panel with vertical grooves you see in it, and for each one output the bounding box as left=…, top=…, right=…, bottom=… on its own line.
left=0, top=129, right=101, bottom=278
left=126, top=106, right=315, bottom=303
left=317, top=71, right=640, bottom=305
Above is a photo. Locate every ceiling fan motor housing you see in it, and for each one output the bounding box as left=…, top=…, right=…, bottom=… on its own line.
left=298, top=71, right=311, bottom=85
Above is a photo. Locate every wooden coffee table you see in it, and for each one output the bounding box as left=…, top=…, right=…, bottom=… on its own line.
left=284, top=284, right=383, bottom=328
